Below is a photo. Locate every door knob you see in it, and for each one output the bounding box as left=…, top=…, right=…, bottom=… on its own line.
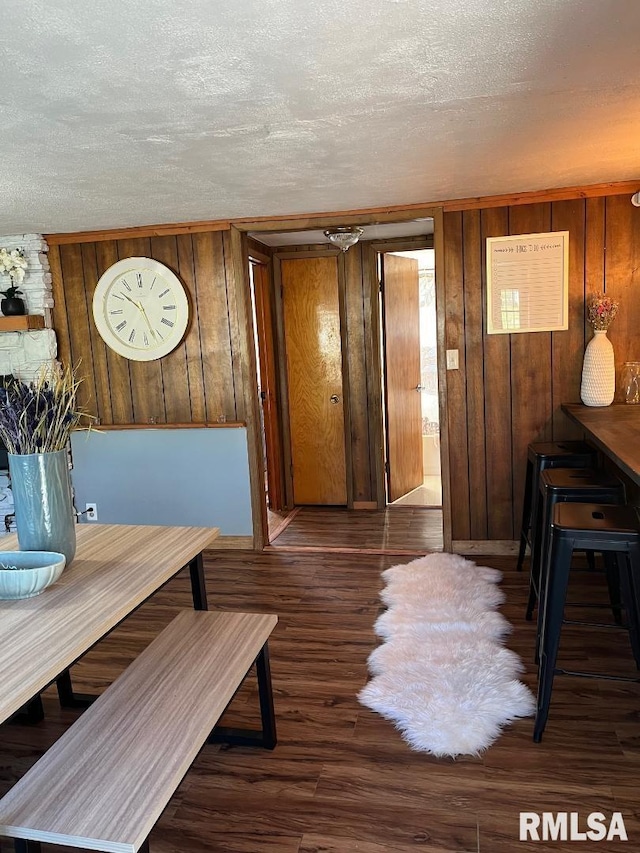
left=330, top=394, right=340, bottom=404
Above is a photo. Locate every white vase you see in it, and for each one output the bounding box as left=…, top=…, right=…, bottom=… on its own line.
left=580, top=329, right=615, bottom=407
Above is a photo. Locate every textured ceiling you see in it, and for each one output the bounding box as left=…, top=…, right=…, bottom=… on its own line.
left=3, top=0, right=640, bottom=236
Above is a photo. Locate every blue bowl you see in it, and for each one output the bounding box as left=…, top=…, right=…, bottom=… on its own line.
left=0, top=551, right=66, bottom=599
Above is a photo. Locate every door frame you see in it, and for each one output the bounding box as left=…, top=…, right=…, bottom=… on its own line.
left=364, top=217, right=452, bottom=549
left=228, top=206, right=451, bottom=552
left=273, top=247, right=353, bottom=509
left=249, top=252, right=285, bottom=511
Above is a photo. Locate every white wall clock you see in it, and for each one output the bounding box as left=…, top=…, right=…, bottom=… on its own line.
left=93, top=257, right=189, bottom=361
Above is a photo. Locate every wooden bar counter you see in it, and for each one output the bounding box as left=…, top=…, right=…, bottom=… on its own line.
left=562, top=403, right=640, bottom=487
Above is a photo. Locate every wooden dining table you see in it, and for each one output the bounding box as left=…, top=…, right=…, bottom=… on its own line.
left=0, top=523, right=218, bottom=725
left=562, top=403, right=640, bottom=488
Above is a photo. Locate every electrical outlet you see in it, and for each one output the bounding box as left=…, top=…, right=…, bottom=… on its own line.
left=85, top=502, right=98, bottom=522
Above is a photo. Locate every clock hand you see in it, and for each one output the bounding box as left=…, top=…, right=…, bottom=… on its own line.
left=136, top=302, right=157, bottom=340
left=119, top=293, right=156, bottom=341
left=120, top=291, right=157, bottom=340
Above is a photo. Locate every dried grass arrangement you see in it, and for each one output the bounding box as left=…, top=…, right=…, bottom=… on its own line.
left=586, top=292, right=619, bottom=331
left=0, top=364, right=91, bottom=455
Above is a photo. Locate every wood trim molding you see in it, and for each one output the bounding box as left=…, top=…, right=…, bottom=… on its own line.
left=247, top=239, right=272, bottom=263
left=352, top=501, right=377, bottom=510
left=272, top=254, right=295, bottom=509
left=452, top=540, right=519, bottom=555
left=443, top=180, right=640, bottom=213
left=432, top=207, right=453, bottom=552
left=205, top=535, right=254, bottom=550
left=228, top=226, right=268, bottom=551
left=363, top=244, right=386, bottom=510
left=337, top=251, right=354, bottom=509
left=45, top=180, right=640, bottom=246
left=266, top=507, right=300, bottom=541
left=273, top=248, right=341, bottom=260
left=88, top=422, right=246, bottom=430
left=368, top=235, right=434, bottom=252
left=47, top=219, right=231, bottom=245
left=229, top=206, right=441, bottom=234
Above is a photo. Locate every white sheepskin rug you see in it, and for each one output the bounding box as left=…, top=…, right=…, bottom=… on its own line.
left=358, top=552, right=535, bottom=757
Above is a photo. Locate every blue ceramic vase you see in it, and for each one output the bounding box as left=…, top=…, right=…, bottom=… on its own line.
left=8, top=450, right=76, bottom=565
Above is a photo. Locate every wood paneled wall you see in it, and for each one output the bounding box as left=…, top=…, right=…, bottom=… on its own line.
left=444, top=194, right=640, bottom=542
left=49, top=229, right=379, bottom=505
left=343, top=242, right=377, bottom=504
left=48, top=190, right=640, bottom=542
left=50, top=232, right=241, bottom=426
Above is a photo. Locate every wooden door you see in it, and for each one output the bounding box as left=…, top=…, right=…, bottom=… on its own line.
left=382, top=254, right=423, bottom=502
left=251, top=261, right=285, bottom=511
left=281, top=256, right=347, bottom=505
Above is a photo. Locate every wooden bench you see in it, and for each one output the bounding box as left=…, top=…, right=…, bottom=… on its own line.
left=0, top=609, right=278, bottom=853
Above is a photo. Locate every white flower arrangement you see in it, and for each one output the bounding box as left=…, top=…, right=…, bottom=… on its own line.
left=0, top=248, right=28, bottom=284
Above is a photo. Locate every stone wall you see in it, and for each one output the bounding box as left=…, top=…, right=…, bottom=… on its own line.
left=0, top=234, right=57, bottom=381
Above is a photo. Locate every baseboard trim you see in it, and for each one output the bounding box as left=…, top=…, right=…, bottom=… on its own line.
left=205, top=535, right=254, bottom=550
left=208, top=536, right=515, bottom=554
left=352, top=501, right=378, bottom=510
left=452, top=540, right=519, bottom=556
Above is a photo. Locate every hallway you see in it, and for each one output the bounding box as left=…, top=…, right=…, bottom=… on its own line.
left=268, top=506, right=444, bottom=554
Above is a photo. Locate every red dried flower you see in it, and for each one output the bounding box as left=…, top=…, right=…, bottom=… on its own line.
left=587, top=293, right=619, bottom=330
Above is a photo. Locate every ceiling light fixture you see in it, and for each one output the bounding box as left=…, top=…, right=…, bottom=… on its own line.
left=323, top=226, right=364, bottom=252
left=632, top=191, right=640, bottom=207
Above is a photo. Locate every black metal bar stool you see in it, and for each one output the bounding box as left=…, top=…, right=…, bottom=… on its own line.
left=534, top=502, right=640, bottom=742
left=516, top=441, right=597, bottom=572
left=526, top=467, right=625, bottom=626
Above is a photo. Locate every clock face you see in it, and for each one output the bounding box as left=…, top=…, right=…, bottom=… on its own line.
left=93, top=258, right=189, bottom=361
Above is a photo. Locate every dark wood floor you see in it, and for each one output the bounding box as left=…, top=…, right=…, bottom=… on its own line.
left=270, top=506, right=444, bottom=553
left=1, top=533, right=639, bottom=851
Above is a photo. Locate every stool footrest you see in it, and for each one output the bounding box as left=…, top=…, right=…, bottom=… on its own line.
left=562, top=618, right=628, bottom=630
left=554, top=667, right=640, bottom=683
left=533, top=500, right=640, bottom=741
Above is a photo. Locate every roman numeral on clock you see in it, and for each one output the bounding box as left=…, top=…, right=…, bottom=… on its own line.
left=136, top=273, right=143, bottom=288
left=158, top=288, right=170, bottom=298
left=120, top=279, right=131, bottom=291
left=128, top=329, right=136, bottom=343
left=116, top=320, right=127, bottom=332
left=110, top=309, right=123, bottom=315
left=160, top=317, right=174, bottom=328
left=163, top=305, right=176, bottom=311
